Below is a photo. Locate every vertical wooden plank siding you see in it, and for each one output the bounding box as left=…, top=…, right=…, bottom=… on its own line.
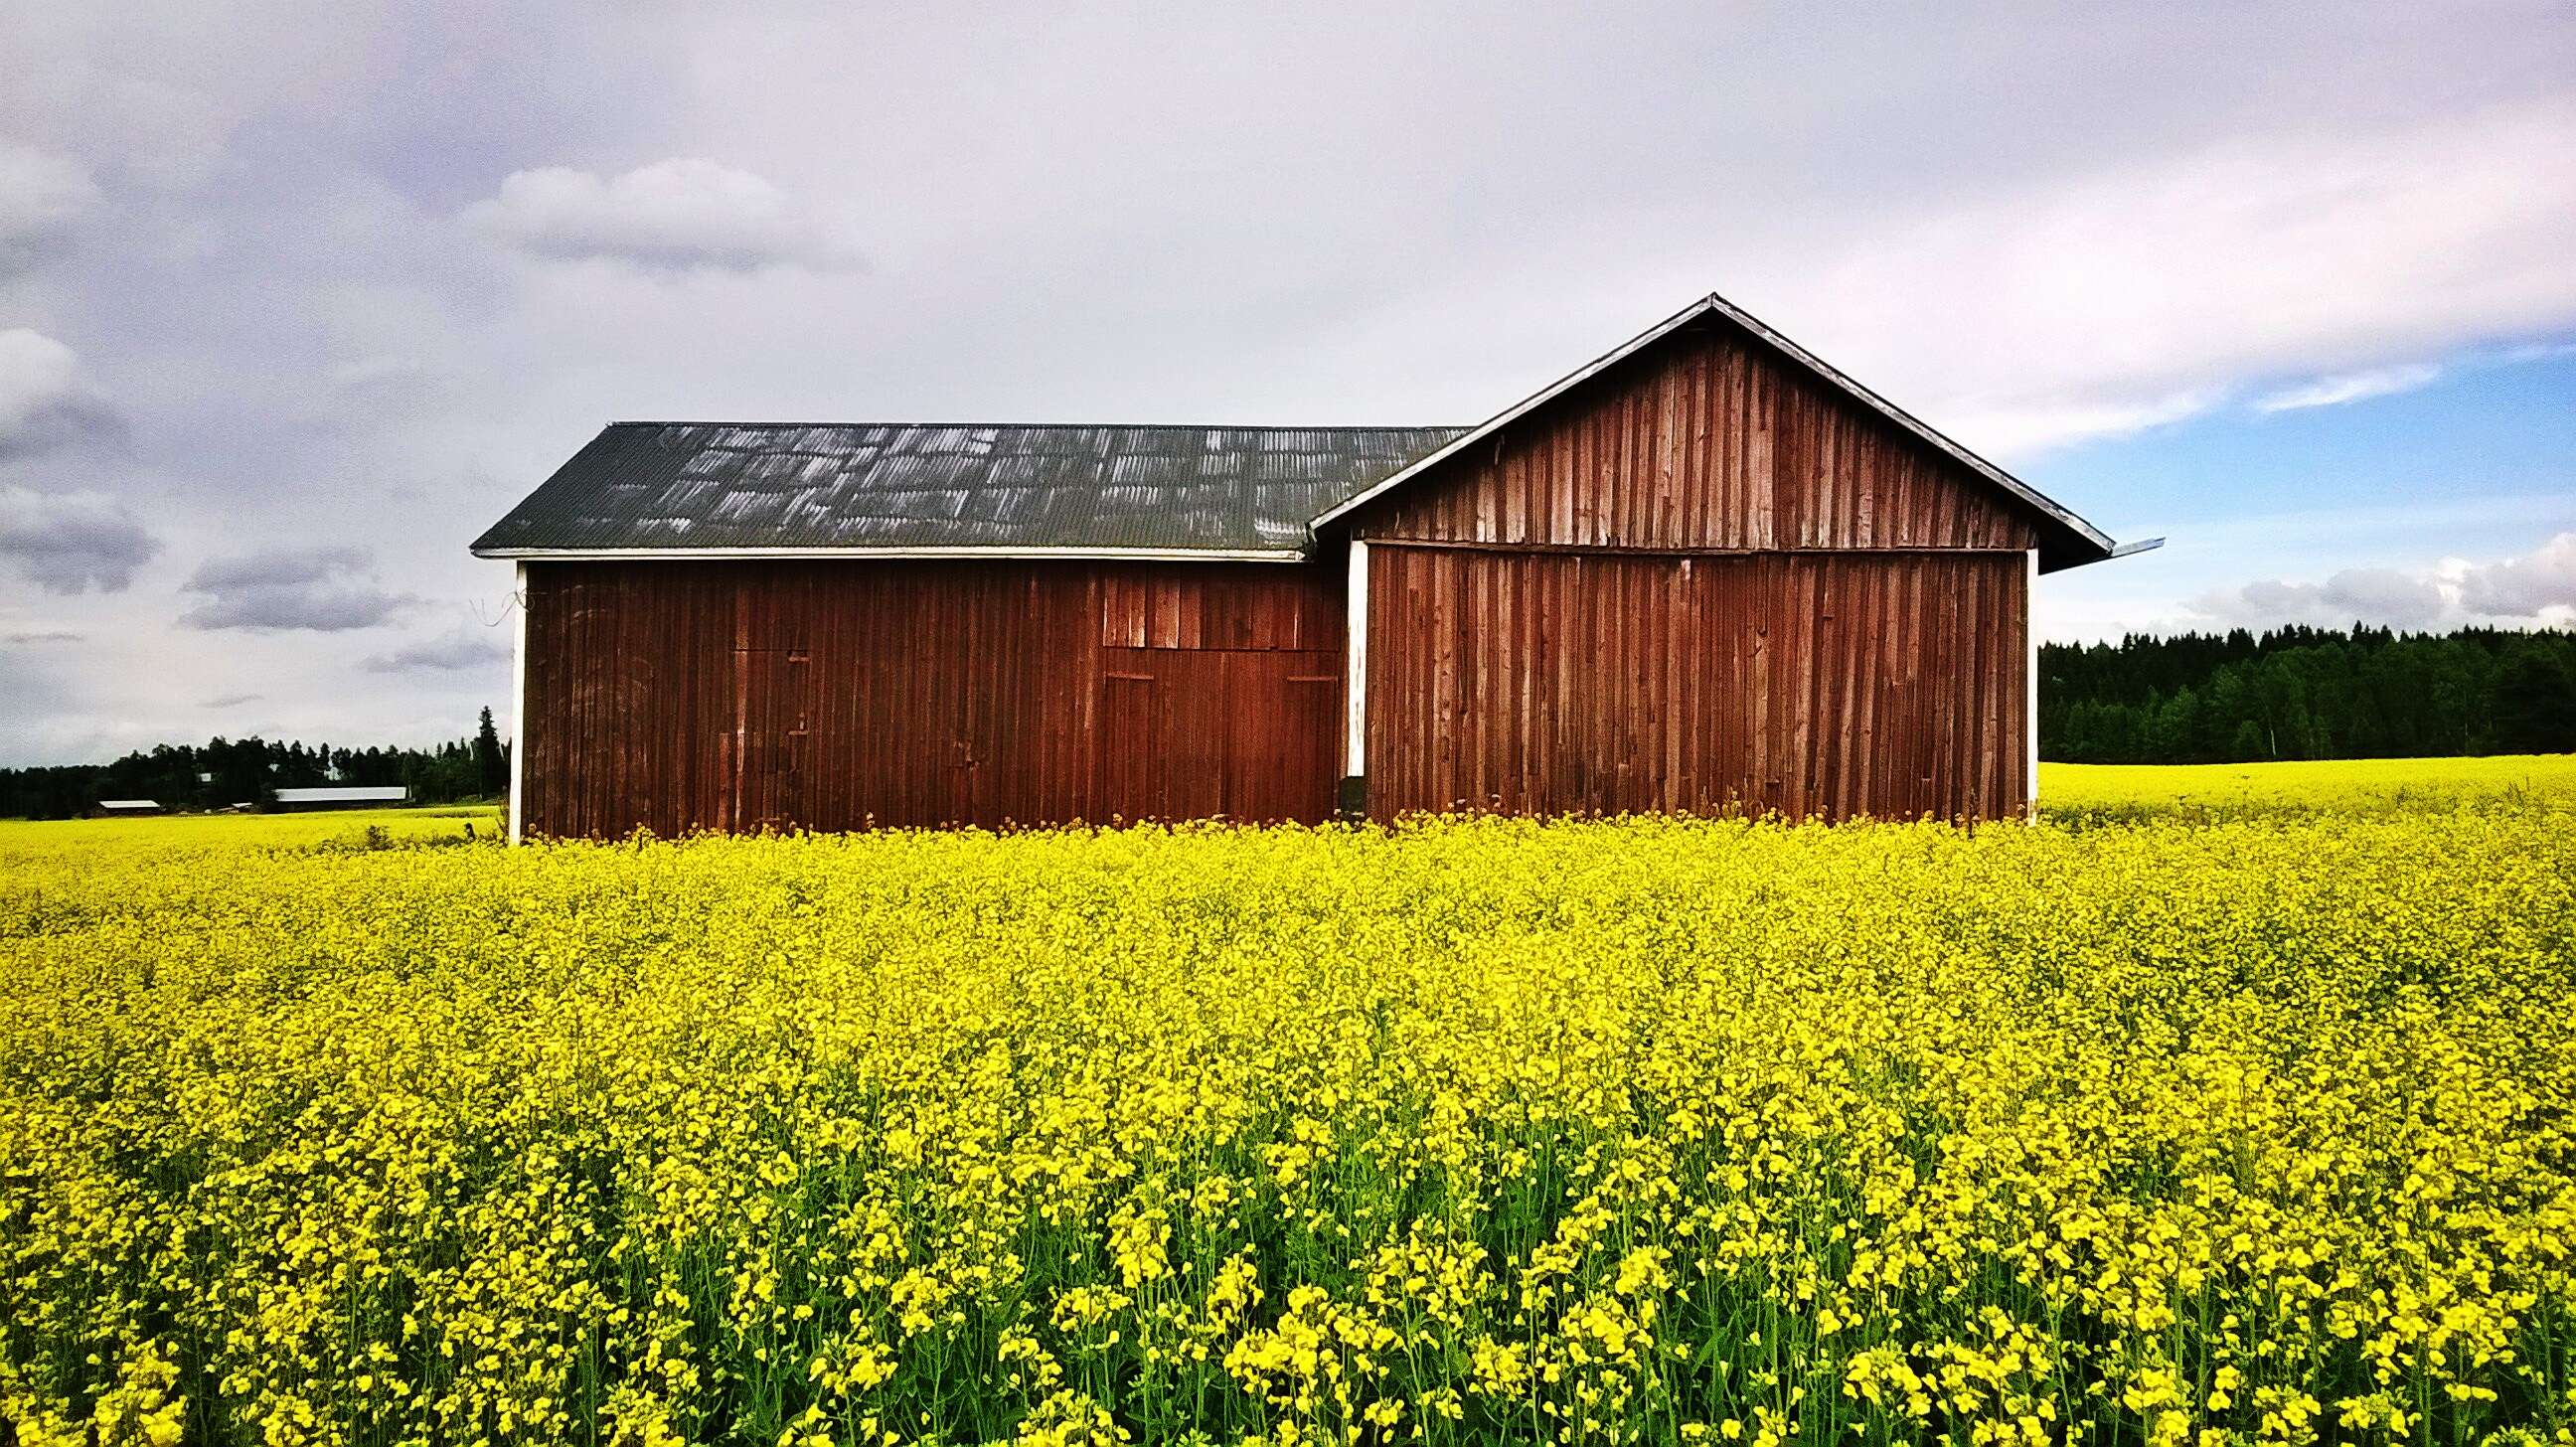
left=1336, top=311, right=2041, bottom=824
left=518, top=317, right=2058, bottom=834
left=1348, top=319, right=2042, bottom=555
left=520, top=559, right=1343, bottom=837
left=1363, top=546, right=2028, bottom=822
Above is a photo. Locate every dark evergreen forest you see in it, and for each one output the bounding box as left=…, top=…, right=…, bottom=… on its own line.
left=0, top=708, right=510, bottom=819
left=2042, top=626, right=2576, bottom=762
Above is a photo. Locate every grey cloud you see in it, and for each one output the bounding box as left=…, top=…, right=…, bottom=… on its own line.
left=0, top=489, right=163, bottom=593
left=4, top=629, right=83, bottom=644
left=0, top=142, right=98, bottom=275
left=461, top=158, right=862, bottom=272
left=0, top=329, right=124, bottom=460
left=185, top=546, right=375, bottom=591
left=201, top=691, right=262, bottom=709
left=183, top=588, right=400, bottom=632
left=179, top=546, right=413, bottom=632
left=0, top=396, right=124, bottom=460
left=179, top=586, right=412, bottom=632
left=361, top=629, right=511, bottom=673
left=2188, top=566, right=2452, bottom=631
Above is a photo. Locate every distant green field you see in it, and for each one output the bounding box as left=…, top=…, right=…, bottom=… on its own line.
left=2037, top=753, right=2576, bottom=821
left=0, top=804, right=503, bottom=864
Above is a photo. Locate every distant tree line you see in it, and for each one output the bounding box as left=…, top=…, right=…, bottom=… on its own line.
left=0, top=708, right=510, bottom=819
left=2042, top=625, right=2576, bottom=763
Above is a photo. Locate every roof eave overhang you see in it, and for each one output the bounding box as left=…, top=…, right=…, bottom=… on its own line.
left=1311, top=291, right=2128, bottom=568
left=471, top=545, right=1314, bottom=563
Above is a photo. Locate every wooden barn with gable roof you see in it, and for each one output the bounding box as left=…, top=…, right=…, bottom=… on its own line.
left=473, top=293, right=2153, bottom=840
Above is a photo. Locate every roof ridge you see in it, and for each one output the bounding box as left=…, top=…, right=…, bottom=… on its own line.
left=604, top=419, right=1473, bottom=432
left=1307, top=290, right=2124, bottom=571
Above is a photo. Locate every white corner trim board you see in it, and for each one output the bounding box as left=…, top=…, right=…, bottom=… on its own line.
left=2025, top=549, right=2039, bottom=819
left=509, top=562, right=529, bottom=845
left=1345, top=540, right=1368, bottom=778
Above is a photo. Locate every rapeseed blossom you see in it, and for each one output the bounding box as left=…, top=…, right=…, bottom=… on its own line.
left=2, top=785, right=2572, bottom=1445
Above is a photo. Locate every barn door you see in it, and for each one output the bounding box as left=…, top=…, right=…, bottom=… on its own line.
left=719, top=577, right=815, bottom=834
left=728, top=645, right=811, bottom=832
left=1229, top=654, right=1341, bottom=822
left=1098, top=649, right=1338, bottom=823
left=1102, top=651, right=1225, bottom=822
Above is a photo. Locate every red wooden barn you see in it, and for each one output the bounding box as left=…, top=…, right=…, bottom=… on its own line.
left=473, top=294, right=2151, bottom=840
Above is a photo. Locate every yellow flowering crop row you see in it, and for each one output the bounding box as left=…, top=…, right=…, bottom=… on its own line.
left=3, top=795, right=2573, bottom=1446
left=2037, top=753, right=2576, bottom=823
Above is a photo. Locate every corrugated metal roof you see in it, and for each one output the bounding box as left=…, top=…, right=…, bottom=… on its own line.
left=471, top=423, right=1471, bottom=558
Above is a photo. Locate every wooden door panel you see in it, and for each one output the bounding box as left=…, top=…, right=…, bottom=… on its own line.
left=1099, top=671, right=1158, bottom=823
left=1098, top=647, right=1339, bottom=824
left=1225, top=652, right=1341, bottom=824
left=730, top=646, right=810, bottom=832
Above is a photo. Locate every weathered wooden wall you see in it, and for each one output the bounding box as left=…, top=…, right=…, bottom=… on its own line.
left=521, top=313, right=2053, bottom=835
left=1362, top=546, right=2028, bottom=822
left=1347, top=318, right=2041, bottom=554
left=520, top=560, right=1342, bottom=837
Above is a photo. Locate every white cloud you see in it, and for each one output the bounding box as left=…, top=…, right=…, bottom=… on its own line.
left=1939, top=389, right=2217, bottom=460
left=2186, top=532, right=2576, bottom=632
left=0, top=329, right=122, bottom=460
left=2457, top=532, right=2576, bottom=618
left=462, top=158, right=862, bottom=273
left=1761, top=97, right=2576, bottom=459
left=0, top=487, right=161, bottom=593
left=2252, top=363, right=2445, bottom=414
left=0, top=141, right=98, bottom=273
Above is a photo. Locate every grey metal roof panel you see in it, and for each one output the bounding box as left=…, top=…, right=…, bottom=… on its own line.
left=471, top=422, right=1471, bottom=558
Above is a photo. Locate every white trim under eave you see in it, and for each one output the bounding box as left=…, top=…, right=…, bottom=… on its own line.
left=470, top=545, right=1311, bottom=563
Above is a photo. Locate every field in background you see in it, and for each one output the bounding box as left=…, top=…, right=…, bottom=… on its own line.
left=5, top=763, right=2574, bottom=1446
left=0, top=804, right=502, bottom=862
left=2038, top=753, right=2576, bottom=821
left=7, top=754, right=2567, bottom=854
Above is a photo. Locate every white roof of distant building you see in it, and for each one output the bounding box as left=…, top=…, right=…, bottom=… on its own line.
left=98, top=799, right=161, bottom=810
left=274, top=785, right=410, bottom=803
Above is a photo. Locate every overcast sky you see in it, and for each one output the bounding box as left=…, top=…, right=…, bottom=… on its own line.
left=3, top=1, right=2573, bottom=765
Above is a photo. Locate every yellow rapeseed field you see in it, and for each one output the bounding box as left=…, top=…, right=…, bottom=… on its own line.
left=2038, top=754, right=2576, bottom=823
left=3, top=770, right=2573, bottom=1446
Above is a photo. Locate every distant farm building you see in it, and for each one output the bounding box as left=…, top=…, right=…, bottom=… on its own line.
left=94, top=799, right=164, bottom=816
left=475, top=293, right=2153, bottom=841
left=273, top=785, right=410, bottom=810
